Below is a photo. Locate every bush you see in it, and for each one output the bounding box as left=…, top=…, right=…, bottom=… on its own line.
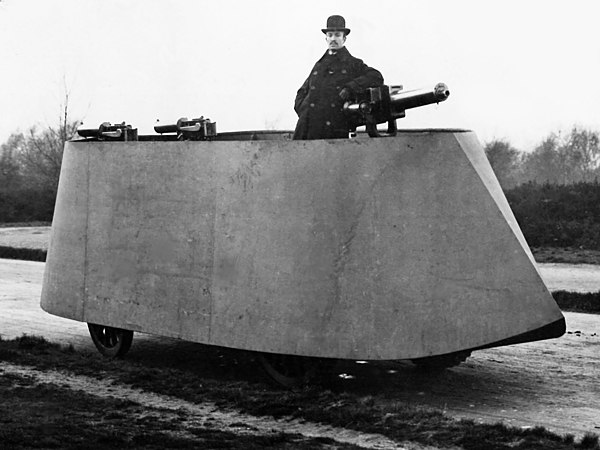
left=506, top=181, right=600, bottom=249
left=0, top=187, right=56, bottom=223
left=0, top=246, right=46, bottom=262
left=553, top=291, right=600, bottom=314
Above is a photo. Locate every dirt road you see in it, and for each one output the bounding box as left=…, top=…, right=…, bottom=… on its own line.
left=538, top=263, right=600, bottom=293
left=1, top=258, right=599, bottom=439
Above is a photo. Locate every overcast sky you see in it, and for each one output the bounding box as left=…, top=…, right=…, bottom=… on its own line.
left=1, top=0, right=599, bottom=151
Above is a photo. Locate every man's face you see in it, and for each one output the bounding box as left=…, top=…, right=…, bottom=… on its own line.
left=325, top=31, right=346, bottom=50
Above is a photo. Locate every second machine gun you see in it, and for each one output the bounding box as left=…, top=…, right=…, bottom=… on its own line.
left=344, top=82, right=450, bottom=137
left=154, top=116, right=217, bottom=141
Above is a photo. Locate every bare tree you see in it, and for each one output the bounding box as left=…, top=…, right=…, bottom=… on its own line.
left=0, top=90, right=80, bottom=222
left=521, top=134, right=562, bottom=184
left=522, top=128, right=600, bottom=185
left=559, top=126, right=600, bottom=182
left=17, top=93, right=80, bottom=192
left=0, top=132, right=26, bottom=191
left=484, top=139, right=522, bottom=189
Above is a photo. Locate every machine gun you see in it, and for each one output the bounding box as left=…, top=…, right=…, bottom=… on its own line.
left=154, top=116, right=217, bottom=141
left=77, top=122, right=138, bottom=141
left=344, top=83, right=450, bottom=137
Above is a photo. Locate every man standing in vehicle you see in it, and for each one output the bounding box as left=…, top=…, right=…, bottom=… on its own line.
left=293, top=15, right=384, bottom=140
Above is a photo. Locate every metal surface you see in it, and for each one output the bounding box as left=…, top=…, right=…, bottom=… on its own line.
left=343, top=83, right=450, bottom=137
left=41, top=130, right=564, bottom=360
left=77, top=122, right=138, bottom=141
left=153, top=117, right=217, bottom=140
left=389, top=82, right=449, bottom=111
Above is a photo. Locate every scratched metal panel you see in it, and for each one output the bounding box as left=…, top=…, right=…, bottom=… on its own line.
left=207, top=133, right=563, bottom=359
left=82, top=142, right=215, bottom=340
left=41, top=132, right=564, bottom=359
left=40, top=143, right=88, bottom=320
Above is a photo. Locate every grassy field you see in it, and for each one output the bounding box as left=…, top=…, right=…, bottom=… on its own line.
left=2, top=335, right=599, bottom=450
left=0, top=225, right=50, bottom=251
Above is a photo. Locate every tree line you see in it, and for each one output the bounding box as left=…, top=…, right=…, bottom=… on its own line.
left=483, top=126, right=600, bottom=250
left=484, top=126, right=600, bottom=189
left=0, top=115, right=79, bottom=223
left=506, top=182, right=600, bottom=249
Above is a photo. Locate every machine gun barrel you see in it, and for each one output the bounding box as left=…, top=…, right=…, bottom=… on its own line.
left=389, top=83, right=449, bottom=113
left=343, top=83, right=450, bottom=137
left=154, top=117, right=217, bottom=141
left=76, top=122, right=138, bottom=141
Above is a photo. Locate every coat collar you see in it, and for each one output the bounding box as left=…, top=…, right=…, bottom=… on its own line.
left=318, top=46, right=352, bottom=63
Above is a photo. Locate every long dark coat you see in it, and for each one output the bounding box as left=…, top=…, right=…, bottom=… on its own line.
left=293, top=47, right=384, bottom=140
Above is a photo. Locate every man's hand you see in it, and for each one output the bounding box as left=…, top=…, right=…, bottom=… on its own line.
left=338, top=87, right=353, bottom=101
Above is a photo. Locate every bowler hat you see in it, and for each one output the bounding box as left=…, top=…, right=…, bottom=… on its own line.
left=321, top=15, right=351, bottom=35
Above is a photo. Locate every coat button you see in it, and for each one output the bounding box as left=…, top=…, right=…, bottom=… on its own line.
left=326, top=121, right=331, bottom=126
left=311, top=86, right=316, bottom=90
left=313, top=71, right=318, bottom=75
left=331, top=103, right=336, bottom=107
left=310, top=103, right=315, bottom=107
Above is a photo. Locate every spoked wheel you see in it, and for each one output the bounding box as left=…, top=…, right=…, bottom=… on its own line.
left=258, top=353, right=319, bottom=389
left=411, top=350, right=471, bottom=370
left=87, top=323, right=134, bottom=358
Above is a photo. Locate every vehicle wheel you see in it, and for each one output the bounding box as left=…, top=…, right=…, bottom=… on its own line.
left=258, top=353, right=318, bottom=388
left=411, top=350, right=471, bottom=370
left=87, top=323, right=133, bottom=358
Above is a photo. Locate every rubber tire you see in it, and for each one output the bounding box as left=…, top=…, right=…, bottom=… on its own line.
left=258, top=353, right=318, bottom=388
left=87, top=323, right=134, bottom=358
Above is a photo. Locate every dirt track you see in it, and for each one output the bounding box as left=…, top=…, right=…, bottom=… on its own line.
left=1, top=258, right=599, bottom=439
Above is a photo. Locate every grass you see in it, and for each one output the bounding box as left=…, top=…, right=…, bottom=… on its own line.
left=0, top=376, right=347, bottom=449
left=1, top=335, right=599, bottom=450
left=0, top=221, right=52, bottom=228
left=0, top=224, right=50, bottom=259
left=531, top=247, right=600, bottom=265
left=553, top=291, right=600, bottom=314
left=0, top=245, right=46, bottom=261
left=0, top=338, right=361, bottom=450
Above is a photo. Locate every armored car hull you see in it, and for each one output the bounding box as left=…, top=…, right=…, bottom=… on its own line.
left=41, top=129, right=565, bottom=380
